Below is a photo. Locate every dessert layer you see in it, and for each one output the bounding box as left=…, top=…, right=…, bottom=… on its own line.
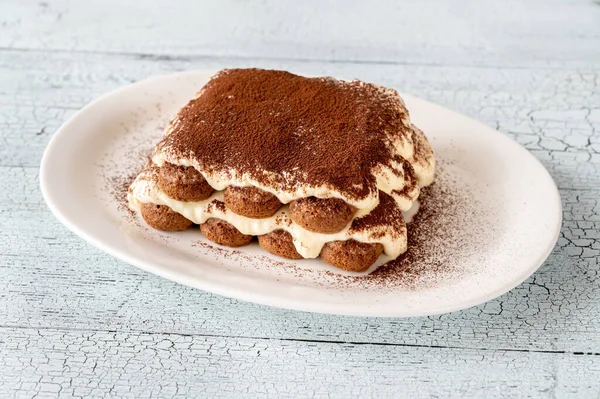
left=128, top=164, right=408, bottom=259
left=152, top=68, right=435, bottom=211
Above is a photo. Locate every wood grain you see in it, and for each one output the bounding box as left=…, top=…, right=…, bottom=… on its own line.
left=1, top=0, right=600, bottom=397
left=2, top=0, right=600, bottom=68
left=2, top=327, right=599, bottom=398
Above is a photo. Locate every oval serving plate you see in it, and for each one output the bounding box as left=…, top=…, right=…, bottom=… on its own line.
left=40, top=70, right=561, bottom=317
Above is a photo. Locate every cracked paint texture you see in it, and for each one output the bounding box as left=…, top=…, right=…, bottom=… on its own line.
left=1, top=328, right=600, bottom=398
left=1, top=0, right=600, bottom=397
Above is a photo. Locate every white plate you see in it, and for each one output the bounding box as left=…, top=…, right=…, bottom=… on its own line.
left=40, top=70, right=561, bottom=317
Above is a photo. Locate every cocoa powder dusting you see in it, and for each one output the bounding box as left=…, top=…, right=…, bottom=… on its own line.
left=111, top=172, right=138, bottom=219
left=183, top=162, right=480, bottom=291
left=410, top=126, right=435, bottom=172
left=213, top=200, right=226, bottom=213
left=157, top=68, right=412, bottom=202
left=325, top=163, right=477, bottom=289
left=349, top=191, right=404, bottom=240
left=390, top=159, right=419, bottom=200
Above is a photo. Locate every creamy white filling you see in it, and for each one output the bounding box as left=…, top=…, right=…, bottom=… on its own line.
left=128, top=175, right=407, bottom=259
left=153, top=150, right=423, bottom=212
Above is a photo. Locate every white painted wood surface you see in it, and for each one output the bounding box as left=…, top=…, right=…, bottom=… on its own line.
left=1, top=0, right=600, bottom=397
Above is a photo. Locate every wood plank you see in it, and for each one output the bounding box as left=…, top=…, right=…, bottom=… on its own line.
left=1, top=166, right=599, bottom=352
left=1, top=326, right=599, bottom=398
left=2, top=0, right=600, bottom=68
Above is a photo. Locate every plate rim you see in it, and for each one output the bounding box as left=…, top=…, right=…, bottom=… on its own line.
left=40, top=70, right=563, bottom=317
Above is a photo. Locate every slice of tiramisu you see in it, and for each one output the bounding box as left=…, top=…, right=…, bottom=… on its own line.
left=128, top=68, right=435, bottom=272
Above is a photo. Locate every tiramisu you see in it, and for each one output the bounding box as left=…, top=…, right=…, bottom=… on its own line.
left=128, top=68, right=435, bottom=272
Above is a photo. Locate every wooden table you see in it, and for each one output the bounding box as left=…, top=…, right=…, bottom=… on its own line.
left=2, top=1, right=600, bottom=397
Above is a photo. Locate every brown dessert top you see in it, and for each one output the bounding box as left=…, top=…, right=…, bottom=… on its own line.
left=155, top=68, right=416, bottom=203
